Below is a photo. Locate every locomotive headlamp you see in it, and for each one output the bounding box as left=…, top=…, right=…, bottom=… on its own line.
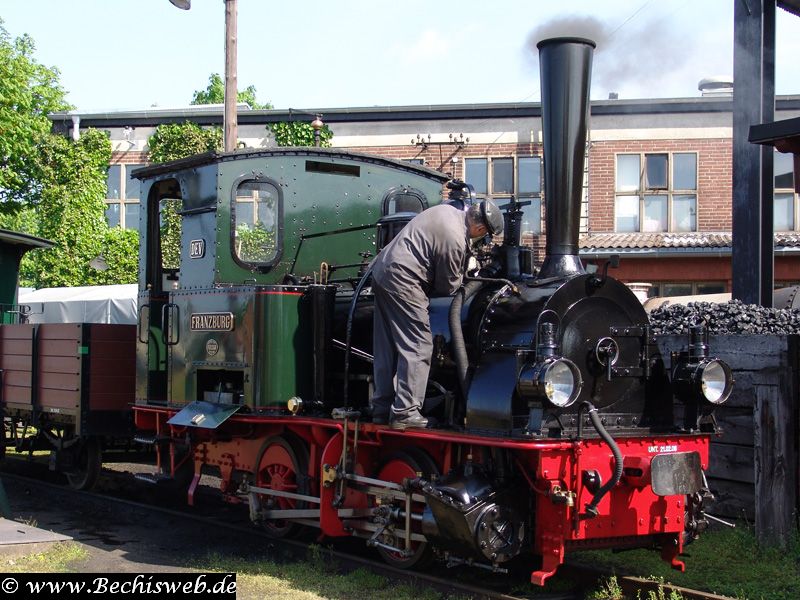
left=698, top=359, right=733, bottom=404
left=517, top=356, right=583, bottom=408
left=673, top=324, right=733, bottom=406
left=673, top=357, right=733, bottom=405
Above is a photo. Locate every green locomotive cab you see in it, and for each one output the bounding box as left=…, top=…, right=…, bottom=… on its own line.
left=132, top=148, right=447, bottom=414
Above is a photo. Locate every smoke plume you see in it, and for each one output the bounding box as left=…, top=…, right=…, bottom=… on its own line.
left=526, top=14, right=699, bottom=99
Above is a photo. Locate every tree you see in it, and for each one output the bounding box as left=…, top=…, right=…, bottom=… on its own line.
left=147, top=122, right=223, bottom=163
left=0, top=20, right=70, bottom=213
left=191, top=73, right=272, bottom=110
left=189, top=72, right=333, bottom=148
left=0, top=21, right=138, bottom=288
left=11, top=129, right=130, bottom=288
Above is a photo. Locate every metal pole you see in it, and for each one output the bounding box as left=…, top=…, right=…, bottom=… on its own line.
left=224, top=0, right=238, bottom=152
left=759, top=0, right=776, bottom=306
left=732, top=0, right=766, bottom=304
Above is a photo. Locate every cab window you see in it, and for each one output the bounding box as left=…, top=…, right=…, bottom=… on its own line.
left=233, top=180, right=280, bottom=265
left=382, top=187, right=426, bottom=216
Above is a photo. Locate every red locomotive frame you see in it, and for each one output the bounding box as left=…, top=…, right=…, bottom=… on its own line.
left=136, top=406, right=709, bottom=583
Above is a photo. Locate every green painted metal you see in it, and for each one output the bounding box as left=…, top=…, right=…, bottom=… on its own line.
left=258, top=290, right=311, bottom=408
left=0, top=229, right=53, bottom=323
left=166, top=286, right=310, bottom=409
left=167, top=287, right=255, bottom=407
left=133, top=148, right=448, bottom=408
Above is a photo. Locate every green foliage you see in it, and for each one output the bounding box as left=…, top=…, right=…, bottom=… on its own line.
left=0, top=22, right=137, bottom=288
left=235, top=222, right=275, bottom=263
left=269, top=121, right=333, bottom=147
left=0, top=19, right=71, bottom=212
left=147, top=121, right=222, bottom=163
left=27, top=129, right=117, bottom=288
left=589, top=576, right=624, bottom=600
left=193, top=549, right=441, bottom=600
left=191, top=73, right=272, bottom=110
left=588, top=576, right=686, bottom=600
left=159, top=199, right=183, bottom=270
left=1, top=128, right=137, bottom=288
left=93, top=227, right=139, bottom=285
left=1, top=542, right=87, bottom=573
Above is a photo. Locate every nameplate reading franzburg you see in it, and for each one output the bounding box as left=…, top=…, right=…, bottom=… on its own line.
left=190, top=312, right=235, bottom=331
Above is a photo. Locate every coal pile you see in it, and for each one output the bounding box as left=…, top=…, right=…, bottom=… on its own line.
left=649, top=300, right=800, bottom=335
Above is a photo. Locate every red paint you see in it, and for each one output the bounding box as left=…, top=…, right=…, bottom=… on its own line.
left=133, top=403, right=712, bottom=584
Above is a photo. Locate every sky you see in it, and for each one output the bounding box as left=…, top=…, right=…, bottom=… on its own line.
left=2, top=0, right=800, bottom=113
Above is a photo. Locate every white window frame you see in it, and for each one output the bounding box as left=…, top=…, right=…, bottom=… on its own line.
left=464, top=156, right=543, bottom=235
left=106, top=163, right=143, bottom=230
left=614, top=152, right=698, bottom=233
left=774, top=150, right=798, bottom=231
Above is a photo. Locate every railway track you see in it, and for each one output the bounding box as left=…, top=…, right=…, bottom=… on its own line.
left=0, top=458, right=735, bottom=600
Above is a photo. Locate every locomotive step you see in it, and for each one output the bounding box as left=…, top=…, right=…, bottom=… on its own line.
left=132, top=435, right=170, bottom=446
left=133, top=472, right=175, bottom=485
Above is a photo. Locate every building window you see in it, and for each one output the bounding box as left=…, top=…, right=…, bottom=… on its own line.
left=649, top=281, right=726, bottom=297
left=233, top=180, right=280, bottom=266
left=774, top=150, right=797, bottom=231
left=106, top=163, right=144, bottom=230
left=614, top=152, right=697, bottom=233
left=464, top=156, right=542, bottom=235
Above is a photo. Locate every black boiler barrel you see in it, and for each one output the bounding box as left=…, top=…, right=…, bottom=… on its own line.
left=536, top=37, right=595, bottom=279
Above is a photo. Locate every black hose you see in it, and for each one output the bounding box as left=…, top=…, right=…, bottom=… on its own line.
left=464, top=274, right=519, bottom=295
left=343, top=263, right=374, bottom=407
left=448, top=280, right=485, bottom=400
left=582, top=401, right=624, bottom=519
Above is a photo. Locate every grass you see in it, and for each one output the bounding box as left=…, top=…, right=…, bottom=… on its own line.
left=186, top=524, right=799, bottom=599
left=0, top=542, right=87, bottom=573
left=571, top=522, right=800, bottom=600
left=588, top=576, right=686, bottom=600
left=191, top=545, right=468, bottom=600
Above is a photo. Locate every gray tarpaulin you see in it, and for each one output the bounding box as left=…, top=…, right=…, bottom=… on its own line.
left=18, top=285, right=138, bottom=324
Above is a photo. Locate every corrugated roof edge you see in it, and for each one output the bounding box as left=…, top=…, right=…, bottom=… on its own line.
left=579, top=231, right=800, bottom=250
left=49, top=95, right=800, bottom=127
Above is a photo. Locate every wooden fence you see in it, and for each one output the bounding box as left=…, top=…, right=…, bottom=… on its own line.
left=657, top=334, right=799, bottom=546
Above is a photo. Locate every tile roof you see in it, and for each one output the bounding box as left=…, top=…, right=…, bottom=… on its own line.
left=579, top=232, right=800, bottom=250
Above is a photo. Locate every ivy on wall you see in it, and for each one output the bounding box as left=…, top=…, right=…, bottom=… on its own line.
left=269, top=121, right=333, bottom=148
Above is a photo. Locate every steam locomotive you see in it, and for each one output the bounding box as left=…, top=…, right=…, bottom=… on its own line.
left=3, top=38, right=733, bottom=586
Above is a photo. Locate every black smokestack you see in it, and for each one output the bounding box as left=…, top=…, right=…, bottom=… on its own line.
left=536, top=37, right=595, bottom=279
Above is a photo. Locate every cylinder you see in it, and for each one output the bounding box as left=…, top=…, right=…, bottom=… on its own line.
left=536, top=37, right=595, bottom=279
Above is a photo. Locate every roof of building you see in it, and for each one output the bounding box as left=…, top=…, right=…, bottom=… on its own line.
left=49, top=95, right=800, bottom=129
left=579, top=231, right=800, bottom=254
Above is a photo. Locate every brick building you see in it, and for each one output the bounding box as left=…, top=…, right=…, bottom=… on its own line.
left=50, top=93, right=800, bottom=296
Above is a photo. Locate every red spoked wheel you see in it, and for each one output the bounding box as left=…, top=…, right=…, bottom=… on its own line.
left=375, top=448, right=438, bottom=569
left=255, top=434, right=310, bottom=538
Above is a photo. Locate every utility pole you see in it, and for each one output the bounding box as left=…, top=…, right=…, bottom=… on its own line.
left=224, top=0, right=238, bottom=151
left=170, top=0, right=239, bottom=152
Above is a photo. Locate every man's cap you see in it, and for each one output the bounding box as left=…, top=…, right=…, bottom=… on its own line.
left=480, top=200, right=504, bottom=236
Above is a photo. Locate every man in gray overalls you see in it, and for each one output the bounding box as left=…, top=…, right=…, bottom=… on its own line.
left=370, top=200, right=503, bottom=429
